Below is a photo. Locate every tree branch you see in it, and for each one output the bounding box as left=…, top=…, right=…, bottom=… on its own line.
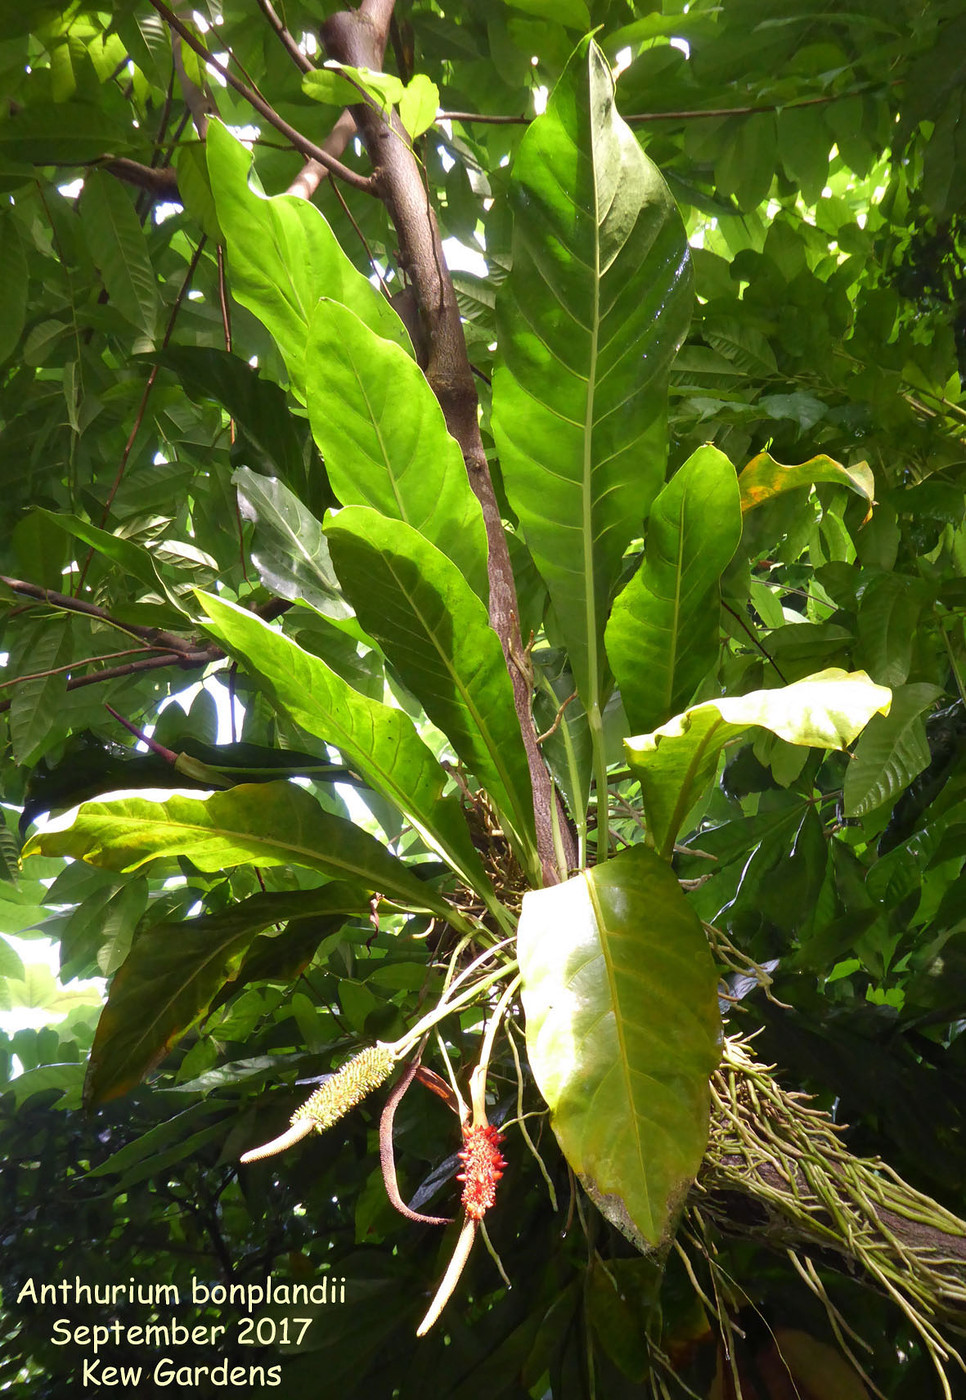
left=0, top=575, right=203, bottom=654
left=147, top=0, right=376, bottom=194
left=256, top=0, right=314, bottom=75
left=100, top=158, right=180, bottom=200
left=0, top=646, right=165, bottom=690
left=322, top=1, right=575, bottom=885
left=438, top=88, right=879, bottom=128
left=0, top=652, right=216, bottom=715
left=285, top=108, right=358, bottom=201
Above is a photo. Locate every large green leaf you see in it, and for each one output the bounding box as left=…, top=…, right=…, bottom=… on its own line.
left=0, top=102, right=136, bottom=162
left=8, top=617, right=71, bottom=766
left=843, top=683, right=942, bottom=818
left=206, top=120, right=409, bottom=397
left=81, top=170, right=159, bottom=338
left=40, top=509, right=187, bottom=613
left=738, top=452, right=875, bottom=517
left=305, top=300, right=488, bottom=601
left=518, top=845, right=720, bottom=1247
left=855, top=574, right=932, bottom=687
left=22, top=734, right=358, bottom=829
left=492, top=37, right=693, bottom=714
left=605, top=445, right=741, bottom=734
left=234, top=467, right=350, bottom=619
left=154, top=347, right=310, bottom=490
left=194, top=592, right=493, bottom=908
left=24, top=782, right=462, bottom=926
left=326, top=506, right=537, bottom=874
left=625, top=669, right=892, bottom=858
left=0, top=211, right=27, bottom=364
left=84, top=883, right=365, bottom=1105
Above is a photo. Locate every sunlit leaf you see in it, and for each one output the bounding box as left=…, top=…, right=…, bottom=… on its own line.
left=206, top=120, right=410, bottom=395
left=305, top=299, right=488, bottom=600
left=399, top=74, right=440, bottom=139
left=326, top=505, right=537, bottom=874
left=194, top=592, right=492, bottom=907
left=519, top=845, right=720, bottom=1247
left=625, top=669, right=892, bottom=857
left=24, top=782, right=459, bottom=924
left=739, top=452, right=875, bottom=520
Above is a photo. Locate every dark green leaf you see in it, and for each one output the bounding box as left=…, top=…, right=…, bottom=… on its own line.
left=84, top=883, right=365, bottom=1104
left=606, top=445, right=742, bottom=734
left=81, top=170, right=159, bottom=338
left=844, top=683, right=943, bottom=818
left=326, top=506, right=537, bottom=875
left=0, top=103, right=136, bottom=162
left=194, top=591, right=493, bottom=908
left=0, top=211, right=27, bottom=363
left=234, top=467, right=350, bottom=618
left=855, top=574, right=932, bottom=687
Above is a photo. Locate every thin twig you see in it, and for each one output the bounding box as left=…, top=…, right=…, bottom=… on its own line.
left=0, top=576, right=201, bottom=652
left=256, top=0, right=314, bottom=75
left=721, top=598, right=789, bottom=683
left=536, top=690, right=577, bottom=745
left=0, top=646, right=158, bottom=689
left=438, top=87, right=879, bottom=128
left=327, top=176, right=390, bottom=292
left=0, top=652, right=214, bottom=715
left=103, top=703, right=178, bottom=761
left=148, top=0, right=375, bottom=193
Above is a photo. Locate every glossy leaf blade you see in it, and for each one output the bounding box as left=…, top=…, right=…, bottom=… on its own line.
left=519, top=845, right=720, bottom=1246
left=605, top=445, right=741, bottom=734
left=40, top=509, right=186, bottom=613
left=625, top=669, right=892, bottom=857
left=306, top=299, right=488, bottom=600
left=234, top=467, right=351, bottom=618
left=155, top=347, right=309, bottom=488
left=738, top=452, right=874, bottom=517
left=843, top=683, right=942, bottom=818
left=85, top=884, right=365, bottom=1105
left=326, top=506, right=537, bottom=872
left=206, top=120, right=409, bottom=395
left=24, top=782, right=456, bottom=923
left=195, top=592, right=491, bottom=904
left=492, top=38, right=693, bottom=708
left=0, top=212, right=27, bottom=363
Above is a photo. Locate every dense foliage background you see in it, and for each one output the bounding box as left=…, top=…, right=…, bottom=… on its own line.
left=1, top=1, right=965, bottom=1396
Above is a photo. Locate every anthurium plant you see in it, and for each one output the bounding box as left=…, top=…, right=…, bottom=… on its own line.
left=3, top=3, right=966, bottom=1395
